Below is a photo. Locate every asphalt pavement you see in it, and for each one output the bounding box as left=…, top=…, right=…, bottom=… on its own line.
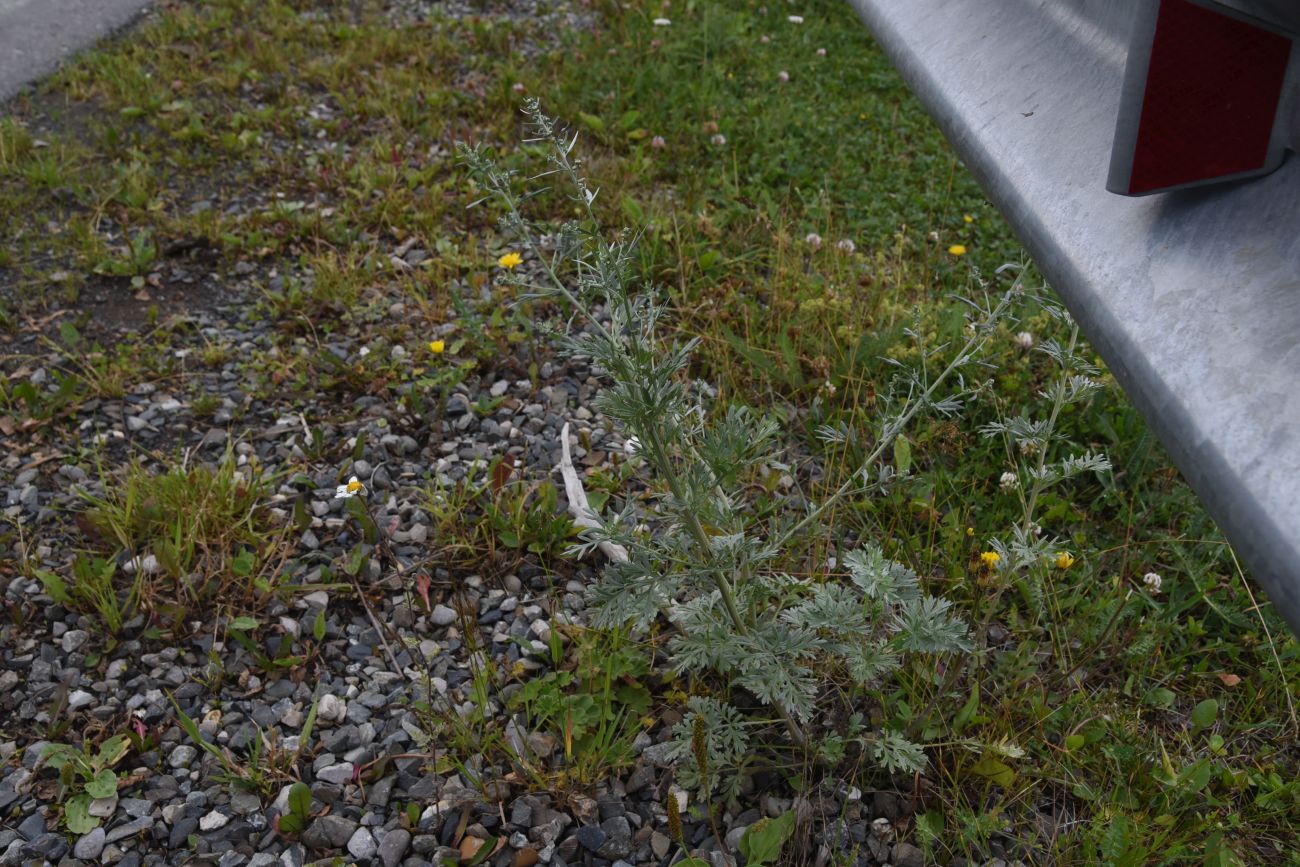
left=0, top=0, right=151, bottom=104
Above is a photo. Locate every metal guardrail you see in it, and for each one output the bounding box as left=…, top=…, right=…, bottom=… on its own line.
left=848, top=0, right=1300, bottom=634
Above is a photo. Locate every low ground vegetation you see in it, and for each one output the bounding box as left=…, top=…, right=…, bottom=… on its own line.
left=0, top=0, right=1295, bottom=865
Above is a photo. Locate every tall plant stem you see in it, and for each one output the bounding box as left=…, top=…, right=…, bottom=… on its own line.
left=776, top=290, right=1015, bottom=552
left=640, top=425, right=809, bottom=748
left=1021, top=322, right=1078, bottom=537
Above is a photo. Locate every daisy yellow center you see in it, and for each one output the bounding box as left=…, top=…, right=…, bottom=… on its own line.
left=347, top=479, right=362, bottom=493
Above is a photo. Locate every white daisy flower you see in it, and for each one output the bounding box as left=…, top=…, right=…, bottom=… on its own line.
left=335, top=476, right=366, bottom=498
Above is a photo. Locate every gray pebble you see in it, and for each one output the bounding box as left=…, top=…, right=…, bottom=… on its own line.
left=348, top=826, right=378, bottom=860
left=378, top=828, right=411, bottom=867
left=73, top=827, right=106, bottom=860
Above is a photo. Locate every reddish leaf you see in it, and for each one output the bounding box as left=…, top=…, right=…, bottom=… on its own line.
left=415, top=573, right=432, bottom=613
left=491, top=460, right=512, bottom=492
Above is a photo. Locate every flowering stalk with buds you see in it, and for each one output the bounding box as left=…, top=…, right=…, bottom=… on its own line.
left=460, top=101, right=1017, bottom=796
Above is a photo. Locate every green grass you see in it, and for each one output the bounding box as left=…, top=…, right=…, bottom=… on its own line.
left=0, top=0, right=1295, bottom=862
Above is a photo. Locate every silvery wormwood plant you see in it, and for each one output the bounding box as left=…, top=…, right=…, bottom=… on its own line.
left=459, top=101, right=1020, bottom=799
left=981, top=301, right=1112, bottom=603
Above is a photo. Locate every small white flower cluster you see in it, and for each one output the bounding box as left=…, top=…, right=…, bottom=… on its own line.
left=1015, top=331, right=1035, bottom=350
left=999, top=471, right=1018, bottom=492
left=777, top=70, right=790, bottom=83
left=805, top=232, right=823, bottom=250
left=1143, top=571, right=1162, bottom=594
left=836, top=239, right=856, bottom=255
left=653, top=17, right=671, bottom=26
left=788, top=14, right=804, bottom=23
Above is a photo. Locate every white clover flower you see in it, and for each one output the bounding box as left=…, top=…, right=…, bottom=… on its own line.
left=651, top=135, right=666, bottom=149
left=653, top=17, right=671, bottom=26
left=512, top=82, right=526, bottom=94
left=777, top=70, right=790, bottom=83
left=788, top=15, right=804, bottom=23
left=710, top=133, right=727, bottom=146
left=335, top=476, right=366, bottom=499
left=760, top=34, right=771, bottom=44
left=836, top=239, right=856, bottom=255
left=805, top=232, right=823, bottom=250
left=816, top=47, right=827, bottom=57
left=999, top=471, right=1018, bottom=492
left=1143, top=572, right=1163, bottom=594
left=623, top=436, right=642, bottom=458
left=1015, top=331, right=1035, bottom=350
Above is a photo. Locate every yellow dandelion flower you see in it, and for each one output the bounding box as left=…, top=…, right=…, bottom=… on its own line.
left=948, top=244, right=968, bottom=256
left=497, top=251, right=523, bottom=269
left=428, top=339, right=445, bottom=354
left=963, top=214, right=974, bottom=223
left=966, top=526, right=975, bottom=537
left=979, top=551, right=1000, bottom=568
left=1054, top=552, right=1076, bottom=570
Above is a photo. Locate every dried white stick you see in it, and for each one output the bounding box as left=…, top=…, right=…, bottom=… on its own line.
left=559, top=422, right=629, bottom=563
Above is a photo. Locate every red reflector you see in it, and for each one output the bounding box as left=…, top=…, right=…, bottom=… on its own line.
left=1118, top=0, right=1292, bottom=195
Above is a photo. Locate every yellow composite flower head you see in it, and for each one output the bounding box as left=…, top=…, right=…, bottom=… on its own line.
left=428, top=339, right=445, bottom=354
left=1054, top=552, right=1076, bottom=570
left=497, top=251, right=524, bottom=269
left=948, top=244, right=968, bottom=256
left=979, top=551, right=1001, bottom=568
